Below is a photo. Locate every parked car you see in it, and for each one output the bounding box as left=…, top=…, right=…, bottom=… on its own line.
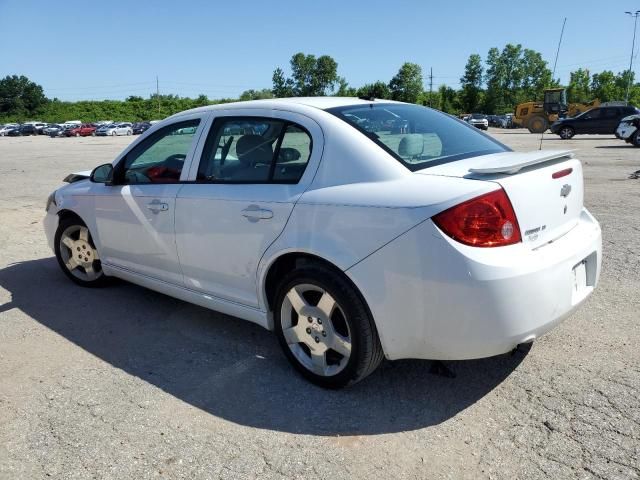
left=615, top=114, right=640, bottom=147
left=44, top=98, right=602, bottom=388
left=467, top=113, right=489, bottom=130
left=7, top=126, right=26, bottom=136
left=46, top=125, right=66, bottom=137
left=550, top=105, right=640, bottom=139
left=0, top=124, right=19, bottom=136
left=487, top=115, right=501, bottom=127
left=43, top=124, right=62, bottom=136
left=66, top=124, right=97, bottom=137
left=18, top=124, right=38, bottom=136
left=132, top=122, right=152, bottom=135
left=96, top=123, right=133, bottom=136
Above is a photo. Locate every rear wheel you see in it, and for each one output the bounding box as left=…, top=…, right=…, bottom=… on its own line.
left=527, top=115, right=548, bottom=133
left=274, top=264, right=383, bottom=388
left=559, top=126, right=575, bottom=140
left=111, top=131, right=116, bottom=136
left=75, top=133, right=80, bottom=137
left=54, top=217, right=109, bottom=287
left=632, top=131, right=640, bottom=147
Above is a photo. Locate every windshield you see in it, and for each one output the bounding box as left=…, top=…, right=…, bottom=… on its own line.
left=327, top=103, right=509, bottom=171
left=471, top=114, right=485, bottom=119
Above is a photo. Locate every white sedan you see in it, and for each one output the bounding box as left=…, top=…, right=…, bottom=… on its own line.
left=96, top=123, right=133, bottom=136
left=43, top=98, right=602, bottom=388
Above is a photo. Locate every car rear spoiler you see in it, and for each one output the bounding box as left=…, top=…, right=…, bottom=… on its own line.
left=469, top=150, right=575, bottom=175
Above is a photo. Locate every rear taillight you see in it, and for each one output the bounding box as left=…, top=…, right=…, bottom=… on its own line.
left=432, top=189, right=521, bottom=247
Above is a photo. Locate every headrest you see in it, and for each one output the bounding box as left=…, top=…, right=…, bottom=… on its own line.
left=236, top=135, right=273, bottom=166
left=398, top=134, right=424, bottom=158
left=278, top=147, right=301, bottom=163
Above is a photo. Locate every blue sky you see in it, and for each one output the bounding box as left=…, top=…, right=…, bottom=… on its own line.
left=1, top=0, right=638, bottom=101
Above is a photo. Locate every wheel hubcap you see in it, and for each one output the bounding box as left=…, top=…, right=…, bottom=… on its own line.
left=280, top=284, right=352, bottom=377
left=59, top=225, right=101, bottom=281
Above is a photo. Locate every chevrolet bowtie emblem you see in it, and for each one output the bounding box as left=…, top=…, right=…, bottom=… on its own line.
left=560, top=184, right=572, bottom=197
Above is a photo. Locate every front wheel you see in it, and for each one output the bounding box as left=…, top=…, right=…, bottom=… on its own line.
left=527, top=115, right=548, bottom=134
left=274, top=264, right=383, bottom=388
left=632, top=131, right=640, bottom=148
left=54, top=217, right=109, bottom=287
left=111, top=131, right=116, bottom=136
left=559, top=126, right=575, bottom=140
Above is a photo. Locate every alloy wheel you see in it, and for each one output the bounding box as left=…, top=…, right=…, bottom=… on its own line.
left=58, top=225, right=102, bottom=281
left=280, top=283, right=352, bottom=376
left=560, top=127, right=574, bottom=139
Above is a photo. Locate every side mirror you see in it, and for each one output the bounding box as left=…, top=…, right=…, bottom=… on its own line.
left=90, top=163, right=114, bottom=184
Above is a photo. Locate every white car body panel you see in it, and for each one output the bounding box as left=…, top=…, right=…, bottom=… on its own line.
left=616, top=114, right=639, bottom=140
left=44, top=97, right=602, bottom=360
left=347, top=208, right=601, bottom=360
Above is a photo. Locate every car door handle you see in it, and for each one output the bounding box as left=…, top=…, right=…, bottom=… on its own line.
left=146, top=200, right=169, bottom=212
left=241, top=205, right=273, bottom=220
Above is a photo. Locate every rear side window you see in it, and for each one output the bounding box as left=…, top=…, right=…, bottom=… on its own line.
left=327, top=103, right=509, bottom=171
left=197, top=117, right=312, bottom=183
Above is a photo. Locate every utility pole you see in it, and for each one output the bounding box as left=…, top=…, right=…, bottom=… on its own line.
left=429, top=67, right=433, bottom=108
left=156, top=75, right=161, bottom=114
left=625, top=11, right=640, bottom=104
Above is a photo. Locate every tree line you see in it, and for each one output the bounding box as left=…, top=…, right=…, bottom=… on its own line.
left=1, top=46, right=639, bottom=123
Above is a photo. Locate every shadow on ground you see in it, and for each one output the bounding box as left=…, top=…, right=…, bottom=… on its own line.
left=0, top=258, right=528, bottom=435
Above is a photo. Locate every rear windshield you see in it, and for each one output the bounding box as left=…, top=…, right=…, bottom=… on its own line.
left=327, top=103, right=509, bottom=171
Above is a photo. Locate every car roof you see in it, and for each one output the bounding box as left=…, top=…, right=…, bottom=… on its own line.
left=166, top=97, right=403, bottom=121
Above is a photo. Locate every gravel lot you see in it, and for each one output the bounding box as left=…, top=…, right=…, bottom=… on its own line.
left=0, top=130, right=639, bottom=480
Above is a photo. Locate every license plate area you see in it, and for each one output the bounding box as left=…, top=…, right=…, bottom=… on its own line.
left=571, top=252, right=597, bottom=304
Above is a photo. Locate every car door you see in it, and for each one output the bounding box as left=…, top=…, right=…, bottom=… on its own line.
left=91, top=113, right=208, bottom=283
left=175, top=110, right=322, bottom=308
left=600, top=107, right=621, bottom=134
left=576, top=108, right=602, bottom=134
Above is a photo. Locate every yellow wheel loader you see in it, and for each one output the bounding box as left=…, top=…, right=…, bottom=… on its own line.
left=514, top=88, right=600, bottom=133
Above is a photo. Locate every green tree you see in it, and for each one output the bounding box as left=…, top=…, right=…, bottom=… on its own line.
left=567, top=69, right=592, bottom=103
left=272, top=67, right=294, bottom=97
left=272, top=53, right=339, bottom=97
left=483, top=44, right=553, bottom=113
left=239, top=88, right=274, bottom=101
left=459, top=54, right=483, bottom=112
left=438, top=85, right=459, bottom=113
left=356, top=81, right=391, bottom=99
left=519, top=48, right=554, bottom=104
left=335, top=77, right=357, bottom=96
left=0, top=75, right=48, bottom=118
left=591, top=70, right=618, bottom=102
left=389, top=63, right=423, bottom=103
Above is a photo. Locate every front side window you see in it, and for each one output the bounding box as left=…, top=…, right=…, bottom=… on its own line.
left=327, top=103, right=509, bottom=171
left=583, top=109, right=601, bottom=120
left=120, top=119, right=200, bottom=184
left=197, top=117, right=312, bottom=183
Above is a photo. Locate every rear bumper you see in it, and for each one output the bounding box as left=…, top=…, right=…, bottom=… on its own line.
left=347, top=208, right=601, bottom=360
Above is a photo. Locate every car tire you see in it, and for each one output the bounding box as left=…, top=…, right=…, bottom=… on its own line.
left=54, top=216, right=109, bottom=288
left=559, top=126, right=575, bottom=140
left=274, top=263, right=384, bottom=388
left=127, top=130, right=132, bottom=136
left=75, top=133, right=80, bottom=137
left=527, top=115, right=548, bottom=133
left=632, top=131, right=640, bottom=148
left=111, top=131, right=116, bottom=136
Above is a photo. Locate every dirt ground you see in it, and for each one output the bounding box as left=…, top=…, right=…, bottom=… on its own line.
left=0, top=129, right=638, bottom=480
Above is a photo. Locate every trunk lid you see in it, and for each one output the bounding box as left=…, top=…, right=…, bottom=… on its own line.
left=417, top=150, right=584, bottom=249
